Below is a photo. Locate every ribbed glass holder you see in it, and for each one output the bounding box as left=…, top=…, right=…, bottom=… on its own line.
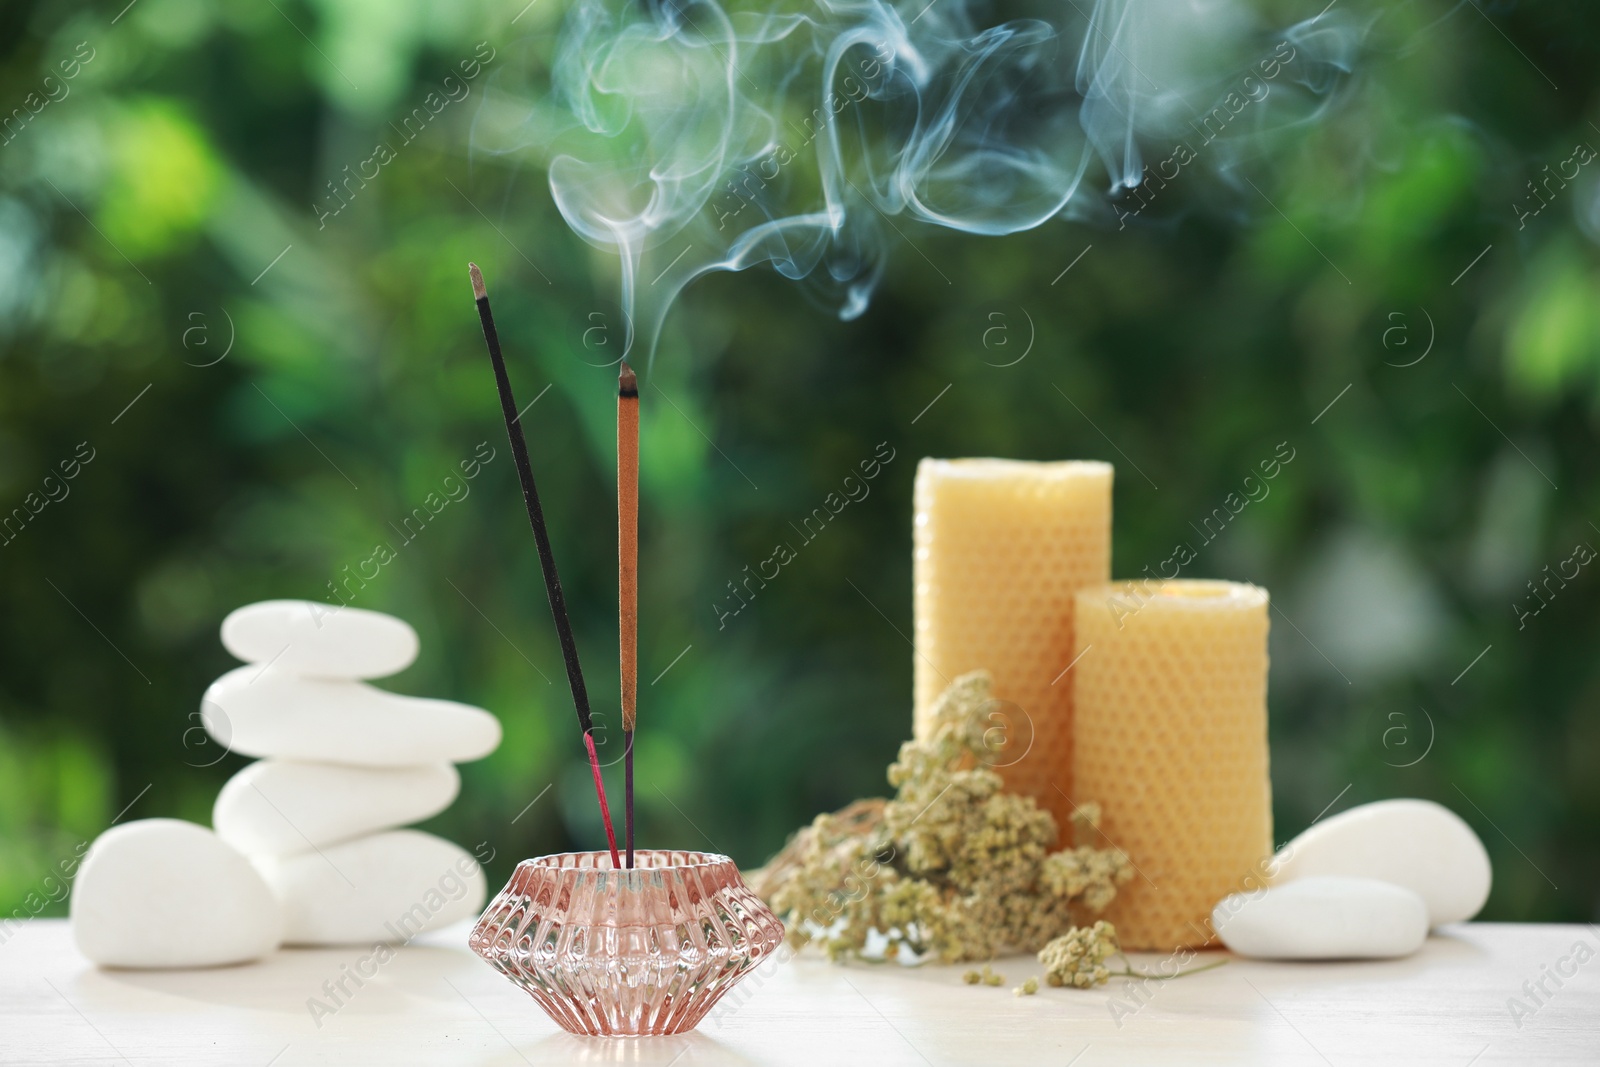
left=469, top=850, right=786, bottom=1036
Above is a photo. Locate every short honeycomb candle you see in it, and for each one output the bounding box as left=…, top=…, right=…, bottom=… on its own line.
left=912, top=458, right=1112, bottom=827
left=1071, top=579, right=1272, bottom=951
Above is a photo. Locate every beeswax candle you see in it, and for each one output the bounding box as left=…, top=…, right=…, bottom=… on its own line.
left=1071, top=579, right=1272, bottom=951
left=912, top=458, right=1112, bottom=828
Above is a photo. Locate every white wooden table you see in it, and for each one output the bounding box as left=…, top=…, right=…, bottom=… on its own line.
left=1, top=920, right=1594, bottom=1065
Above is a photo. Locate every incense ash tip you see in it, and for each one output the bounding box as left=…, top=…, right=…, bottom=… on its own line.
left=468, top=262, right=487, bottom=301
left=618, top=360, right=638, bottom=397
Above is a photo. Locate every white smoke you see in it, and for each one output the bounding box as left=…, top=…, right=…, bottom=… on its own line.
left=474, top=0, right=1361, bottom=357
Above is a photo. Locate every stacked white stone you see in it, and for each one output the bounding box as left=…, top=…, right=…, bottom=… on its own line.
left=209, top=601, right=500, bottom=947
left=71, top=601, right=502, bottom=969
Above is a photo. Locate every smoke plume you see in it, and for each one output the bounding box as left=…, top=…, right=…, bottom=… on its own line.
left=475, top=0, right=1360, bottom=356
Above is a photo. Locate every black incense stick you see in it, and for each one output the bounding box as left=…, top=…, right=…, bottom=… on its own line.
left=469, top=262, right=620, bottom=868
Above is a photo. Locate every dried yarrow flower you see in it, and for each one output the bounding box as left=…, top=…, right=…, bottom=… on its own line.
left=1040, top=845, right=1135, bottom=914
left=754, top=671, right=1134, bottom=964
left=1037, top=920, right=1231, bottom=991
left=1039, top=921, right=1120, bottom=989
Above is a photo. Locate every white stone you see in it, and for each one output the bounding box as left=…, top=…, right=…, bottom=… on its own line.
left=1213, top=876, right=1429, bottom=960
left=1271, top=798, right=1492, bottom=926
left=214, top=761, right=460, bottom=857
left=71, top=819, right=283, bottom=969
left=221, top=600, right=419, bottom=680
left=255, top=830, right=486, bottom=945
left=202, top=666, right=501, bottom=767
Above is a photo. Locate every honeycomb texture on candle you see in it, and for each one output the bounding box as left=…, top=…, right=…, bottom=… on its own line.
left=1071, top=580, right=1272, bottom=951
left=912, top=458, right=1112, bottom=830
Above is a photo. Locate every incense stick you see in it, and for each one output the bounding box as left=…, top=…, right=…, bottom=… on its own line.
left=618, top=360, right=639, bottom=868
left=468, top=262, right=620, bottom=869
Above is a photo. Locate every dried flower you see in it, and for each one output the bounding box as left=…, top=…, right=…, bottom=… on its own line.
left=962, top=969, right=981, bottom=985
left=1040, top=845, right=1135, bottom=914
left=755, top=671, right=1134, bottom=964
left=1013, top=976, right=1040, bottom=996
left=1039, top=921, right=1120, bottom=989
left=981, top=965, right=1004, bottom=987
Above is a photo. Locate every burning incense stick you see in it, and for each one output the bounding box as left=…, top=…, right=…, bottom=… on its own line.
left=618, top=360, right=639, bottom=868
left=468, top=262, right=620, bottom=868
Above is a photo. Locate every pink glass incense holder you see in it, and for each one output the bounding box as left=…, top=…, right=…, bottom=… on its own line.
left=469, top=849, right=786, bottom=1036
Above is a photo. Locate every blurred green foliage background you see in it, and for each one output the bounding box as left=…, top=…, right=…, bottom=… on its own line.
left=0, top=0, right=1595, bottom=928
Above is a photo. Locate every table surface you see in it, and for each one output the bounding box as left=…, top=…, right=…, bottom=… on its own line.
left=0, top=920, right=1595, bottom=1066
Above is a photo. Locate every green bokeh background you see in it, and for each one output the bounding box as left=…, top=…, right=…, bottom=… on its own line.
left=0, top=0, right=1595, bottom=927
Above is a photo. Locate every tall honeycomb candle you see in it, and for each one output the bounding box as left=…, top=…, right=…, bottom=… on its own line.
left=912, top=458, right=1112, bottom=827
left=1071, top=579, right=1272, bottom=951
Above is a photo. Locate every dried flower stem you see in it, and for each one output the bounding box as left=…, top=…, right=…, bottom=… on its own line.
left=1107, top=955, right=1230, bottom=981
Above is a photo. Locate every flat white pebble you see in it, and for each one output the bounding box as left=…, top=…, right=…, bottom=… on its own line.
left=1214, top=876, right=1429, bottom=960
left=214, top=761, right=460, bottom=857
left=255, top=830, right=486, bottom=945
left=221, top=600, right=419, bottom=680
left=202, top=666, right=501, bottom=767
left=71, top=819, right=283, bottom=969
left=1271, top=798, right=1492, bottom=926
